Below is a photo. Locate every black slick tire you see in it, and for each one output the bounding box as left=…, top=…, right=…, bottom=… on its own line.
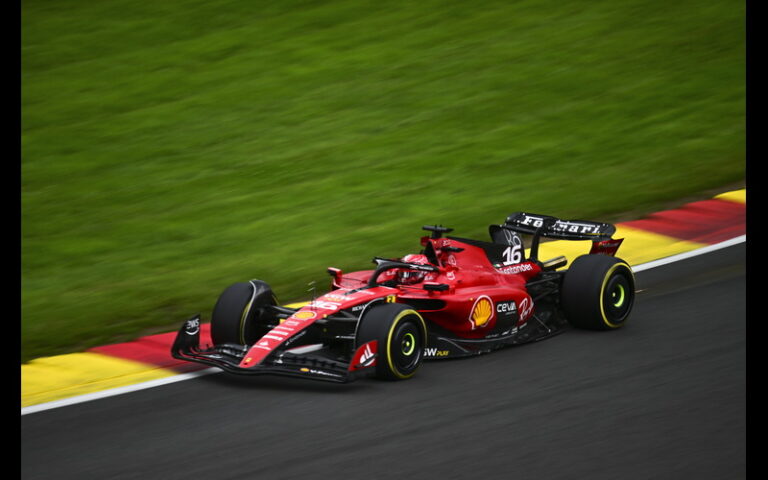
left=211, top=280, right=278, bottom=345
left=561, top=255, right=635, bottom=330
left=356, top=303, right=427, bottom=380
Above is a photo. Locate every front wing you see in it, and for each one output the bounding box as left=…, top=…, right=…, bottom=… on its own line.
left=170, top=316, right=376, bottom=383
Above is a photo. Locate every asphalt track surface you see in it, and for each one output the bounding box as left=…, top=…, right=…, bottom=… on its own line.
left=21, top=244, right=746, bottom=479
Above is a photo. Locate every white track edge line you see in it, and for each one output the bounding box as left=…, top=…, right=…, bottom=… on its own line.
left=21, top=234, right=746, bottom=416
left=21, top=368, right=219, bottom=415
left=631, top=234, right=745, bottom=272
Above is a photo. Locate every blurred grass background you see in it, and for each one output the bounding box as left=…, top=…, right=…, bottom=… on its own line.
left=22, top=0, right=744, bottom=362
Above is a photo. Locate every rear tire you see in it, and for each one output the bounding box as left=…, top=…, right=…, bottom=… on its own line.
left=561, top=255, right=635, bottom=330
left=356, top=303, right=427, bottom=380
left=211, top=280, right=278, bottom=345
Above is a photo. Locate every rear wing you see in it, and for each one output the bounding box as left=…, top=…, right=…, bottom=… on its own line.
left=491, top=212, right=623, bottom=261
left=503, top=212, right=615, bottom=241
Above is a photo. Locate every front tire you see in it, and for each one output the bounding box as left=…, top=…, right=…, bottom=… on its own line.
left=211, top=280, right=278, bottom=345
left=561, top=255, right=635, bottom=330
left=356, top=303, right=427, bottom=380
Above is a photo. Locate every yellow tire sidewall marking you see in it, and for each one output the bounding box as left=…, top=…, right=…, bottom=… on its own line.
left=239, top=297, right=255, bottom=345
left=599, top=262, right=634, bottom=328
left=386, top=309, right=427, bottom=379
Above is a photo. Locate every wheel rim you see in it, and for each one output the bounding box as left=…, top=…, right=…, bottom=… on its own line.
left=611, top=283, right=626, bottom=308
left=391, top=320, right=422, bottom=374
left=603, top=271, right=633, bottom=325
left=401, top=333, right=416, bottom=356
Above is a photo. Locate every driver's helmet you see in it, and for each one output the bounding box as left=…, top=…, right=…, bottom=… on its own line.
left=397, top=254, right=431, bottom=285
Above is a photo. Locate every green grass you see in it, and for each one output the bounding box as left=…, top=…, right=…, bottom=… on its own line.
left=22, top=0, right=745, bottom=362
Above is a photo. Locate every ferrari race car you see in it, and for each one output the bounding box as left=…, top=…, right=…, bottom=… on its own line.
left=172, top=212, right=635, bottom=383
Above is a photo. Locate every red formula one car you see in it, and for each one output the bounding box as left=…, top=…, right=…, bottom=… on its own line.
left=172, top=213, right=635, bottom=382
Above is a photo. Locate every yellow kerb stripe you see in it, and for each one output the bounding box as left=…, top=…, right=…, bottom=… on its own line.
left=21, top=353, right=175, bottom=407
left=714, top=189, right=746, bottom=204
left=530, top=225, right=706, bottom=268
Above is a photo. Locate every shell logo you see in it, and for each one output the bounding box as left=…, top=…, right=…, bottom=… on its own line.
left=470, top=296, right=494, bottom=329
left=293, top=311, right=317, bottom=320
left=323, top=294, right=346, bottom=302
